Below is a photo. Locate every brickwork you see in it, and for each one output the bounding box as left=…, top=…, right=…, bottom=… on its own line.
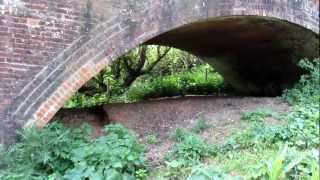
left=0, top=0, right=319, bottom=144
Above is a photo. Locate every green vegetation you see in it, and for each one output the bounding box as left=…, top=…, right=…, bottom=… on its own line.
left=145, top=134, right=158, bottom=145
left=160, top=130, right=217, bottom=179
left=283, top=58, right=320, bottom=106
left=123, top=65, right=224, bottom=102
left=0, top=124, right=147, bottom=179
left=241, top=108, right=274, bottom=123
left=169, top=128, right=189, bottom=142
left=65, top=64, right=224, bottom=107
left=191, top=117, right=211, bottom=134
left=211, top=145, right=319, bottom=180
left=188, top=166, right=238, bottom=180
left=64, top=46, right=225, bottom=108
left=154, top=58, right=320, bottom=179
left=248, top=145, right=319, bottom=180
left=1, top=58, right=318, bottom=179
left=167, top=131, right=216, bottom=163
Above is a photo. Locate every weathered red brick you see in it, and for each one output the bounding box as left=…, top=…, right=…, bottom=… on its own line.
left=0, top=0, right=318, bottom=146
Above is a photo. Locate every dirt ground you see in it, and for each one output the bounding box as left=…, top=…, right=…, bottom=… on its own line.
left=105, top=96, right=291, bottom=166
left=56, top=96, right=291, bottom=166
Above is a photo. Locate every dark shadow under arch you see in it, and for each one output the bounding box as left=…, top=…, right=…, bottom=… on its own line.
left=147, top=16, right=319, bottom=95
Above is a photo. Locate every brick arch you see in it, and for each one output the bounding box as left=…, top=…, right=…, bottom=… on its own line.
left=1, top=0, right=319, bottom=144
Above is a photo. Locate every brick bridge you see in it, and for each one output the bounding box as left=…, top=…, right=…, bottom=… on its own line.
left=0, top=0, right=319, bottom=144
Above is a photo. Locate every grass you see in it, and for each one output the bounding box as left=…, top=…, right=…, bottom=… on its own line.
left=211, top=145, right=320, bottom=179
left=153, top=58, right=320, bottom=179
left=210, top=145, right=279, bottom=175
left=1, top=59, right=319, bottom=179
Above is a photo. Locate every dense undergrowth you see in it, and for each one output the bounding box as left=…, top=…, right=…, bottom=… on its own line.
left=64, top=65, right=225, bottom=107
left=0, top=59, right=319, bottom=179
left=123, top=65, right=224, bottom=102
left=0, top=124, right=148, bottom=179
left=152, top=58, right=320, bottom=179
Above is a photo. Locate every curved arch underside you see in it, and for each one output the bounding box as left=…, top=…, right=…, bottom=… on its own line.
left=0, top=0, right=319, bottom=145
left=147, top=16, right=319, bottom=95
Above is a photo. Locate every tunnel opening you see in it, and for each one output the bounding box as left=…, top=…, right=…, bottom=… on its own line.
left=146, top=16, right=319, bottom=96
left=2, top=0, right=319, bottom=177
left=53, top=15, right=319, bottom=134
left=63, top=46, right=229, bottom=109
left=56, top=45, right=230, bottom=135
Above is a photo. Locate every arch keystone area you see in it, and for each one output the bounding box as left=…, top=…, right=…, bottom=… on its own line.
left=0, top=0, right=319, bottom=144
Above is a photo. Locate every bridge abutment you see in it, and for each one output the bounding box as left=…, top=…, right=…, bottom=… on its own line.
left=0, top=0, right=318, bottom=145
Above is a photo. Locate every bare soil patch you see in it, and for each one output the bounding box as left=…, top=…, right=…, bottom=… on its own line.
left=103, top=96, right=291, bottom=165
left=55, top=96, right=291, bottom=166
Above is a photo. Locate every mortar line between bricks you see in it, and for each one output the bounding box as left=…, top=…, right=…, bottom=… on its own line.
left=15, top=15, right=120, bottom=99
left=5, top=1, right=319, bottom=124
left=21, top=24, right=132, bottom=117
left=20, top=49, right=96, bottom=117
left=13, top=5, right=159, bottom=103
left=22, top=31, right=119, bottom=115
left=12, top=21, right=122, bottom=115
left=23, top=50, right=106, bottom=118
left=12, top=5, right=162, bottom=116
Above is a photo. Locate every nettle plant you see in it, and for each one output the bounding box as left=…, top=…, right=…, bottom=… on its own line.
left=0, top=123, right=148, bottom=180
left=167, top=129, right=217, bottom=165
